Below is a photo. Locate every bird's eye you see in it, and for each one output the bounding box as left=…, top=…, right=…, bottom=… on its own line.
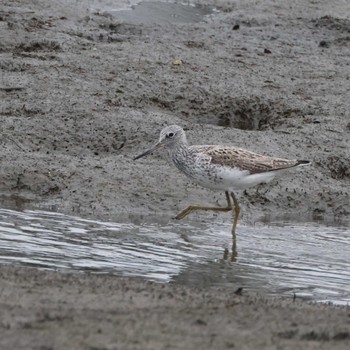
left=167, top=132, right=174, bottom=138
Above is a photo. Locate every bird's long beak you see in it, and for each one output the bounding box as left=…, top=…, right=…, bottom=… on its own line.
left=133, top=142, right=163, bottom=160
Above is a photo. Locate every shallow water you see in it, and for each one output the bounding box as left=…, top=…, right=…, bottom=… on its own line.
left=97, top=1, right=216, bottom=24
left=0, top=209, right=349, bottom=305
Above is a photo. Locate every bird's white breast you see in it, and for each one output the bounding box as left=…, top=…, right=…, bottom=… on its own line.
left=182, top=163, right=279, bottom=191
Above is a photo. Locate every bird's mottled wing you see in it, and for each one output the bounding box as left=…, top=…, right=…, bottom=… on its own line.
left=193, top=145, right=298, bottom=174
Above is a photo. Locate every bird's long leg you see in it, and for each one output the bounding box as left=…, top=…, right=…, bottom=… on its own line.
left=230, top=192, right=240, bottom=261
left=175, top=191, right=232, bottom=220
left=230, top=192, right=240, bottom=237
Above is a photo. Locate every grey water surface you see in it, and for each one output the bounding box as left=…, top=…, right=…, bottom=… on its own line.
left=0, top=209, right=349, bottom=305
left=97, top=1, right=216, bottom=24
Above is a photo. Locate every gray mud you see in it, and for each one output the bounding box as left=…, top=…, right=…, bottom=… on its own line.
left=0, top=0, right=349, bottom=225
left=1, top=265, right=350, bottom=350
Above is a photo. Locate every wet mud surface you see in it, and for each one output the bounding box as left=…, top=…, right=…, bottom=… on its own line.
left=0, top=0, right=350, bottom=348
left=1, top=265, right=350, bottom=349
left=0, top=0, right=349, bottom=223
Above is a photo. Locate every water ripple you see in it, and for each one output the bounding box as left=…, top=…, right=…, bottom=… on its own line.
left=0, top=209, right=349, bottom=304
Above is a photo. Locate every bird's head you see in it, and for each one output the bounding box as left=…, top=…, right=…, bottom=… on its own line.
left=134, top=125, right=186, bottom=160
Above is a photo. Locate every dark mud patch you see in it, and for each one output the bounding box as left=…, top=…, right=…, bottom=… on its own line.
left=300, top=330, right=350, bottom=342
left=333, top=36, right=350, bottom=47
left=323, top=156, right=350, bottom=180
left=213, top=96, right=301, bottom=130
left=14, top=40, right=61, bottom=53
left=184, top=40, right=206, bottom=49
left=0, top=105, right=45, bottom=118
left=147, top=94, right=304, bottom=131
left=70, top=16, right=145, bottom=44
left=21, top=17, right=48, bottom=32
left=312, top=16, right=350, bottom=48
left=82, top=21, right=144, bottom=43
left=0, top=194, right=32, bottom=212
left=312, top=16, right=350, bottom=33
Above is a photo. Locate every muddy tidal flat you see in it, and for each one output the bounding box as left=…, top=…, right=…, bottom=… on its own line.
left=0, top=0, right=350, bottom=349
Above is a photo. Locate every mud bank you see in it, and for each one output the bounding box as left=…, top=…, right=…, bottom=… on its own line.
left=0, top=265, right=349, bottom=350
left=0, top=0, right=349, bottom=224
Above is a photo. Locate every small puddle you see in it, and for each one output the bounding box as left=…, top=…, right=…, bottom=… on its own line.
left=0, top=209, right=349, bottom=305
left=96, top=1, right=216, bottom=24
